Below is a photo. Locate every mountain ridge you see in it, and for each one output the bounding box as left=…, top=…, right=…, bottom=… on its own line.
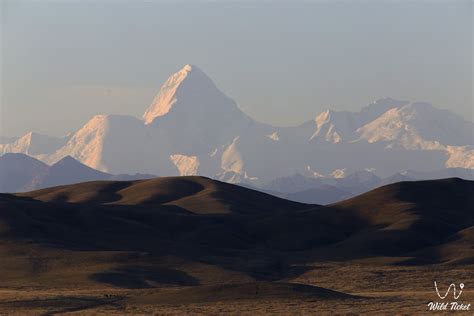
left=0, top=153, right=155, bottom=193
left=1, top=64, right=472, bottom=183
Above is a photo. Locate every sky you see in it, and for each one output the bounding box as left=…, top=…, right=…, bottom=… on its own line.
left=1, top=0, right=472, bottom=137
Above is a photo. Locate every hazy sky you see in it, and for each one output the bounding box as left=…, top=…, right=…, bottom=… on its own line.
left=1, top=0, right=472, bottom=137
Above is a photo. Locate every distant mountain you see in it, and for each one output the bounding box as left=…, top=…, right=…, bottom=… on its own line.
left=0, top=153, right=49, bottom=192
left=0, top=132, right=68, bottom=156
left=8, top=150, right=469, bottom=205
left=109, top=173, right=158, bottom=181
left=40, top=65, right=269, bottom=177
left=307, top=98, right=410, bottom=144
left=264, top=173, right=327, bottom=194
left=262, top=170, right=380, bottom=196
left=1, top=65, right=472, bottom=184
left=357, top=102, right=473, bottom=147
left=237, top=180, right=349, bottom=205
left=336, top=170, right=381, bottom=194
left=283, top=185, right=350, bottom=205
left=261, top=168, right=474, bottom=204
left=0, top=153, right=155, bottom=192
left=36, top=156, right=112, bottom=189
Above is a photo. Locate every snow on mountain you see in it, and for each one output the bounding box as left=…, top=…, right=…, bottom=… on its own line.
left=356, top=102, right=474, bottom=169
left=0, top=132, right=68, bottom=156
left=40, top=65, right=270, bottom=176
left=220, top=136, right=245, bottom=175
left=301, top=97, right=472, bottom=154
left=215, top=170, right=258, bottom=184
left=143, top=64, right=194, bottom=124
left=262, top=169, right=381, bottom=196
left=261, top=167, right=473, bottom=203
left=46, top=114, right=153, bottom=173
left=357, top=102, right=473, bottom=147
left=143, top=64, right=242, bottom=124
left=330, top=168, right=347, bottom=179
left=170, top=154, right=200, bottom=176
left=142, top=64, right=262, bottom=155
left=170, top=135, right=261, bottom=183
left=306, top=98, right=410, bottom=144
left=336, top=170, right=381, bottom=194
left=267, top=132, right=280, bottom=141
left=445, top=146, right=474, bottom=169
left=358, top=97, right=410, bottom=123
left=1, top=65, right=473, bottom=184
left=310, top=110, right=359, bottom=143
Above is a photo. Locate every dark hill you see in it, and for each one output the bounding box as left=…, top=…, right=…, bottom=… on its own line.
left=328, top=178, right=474, bottom=262
left=18, top=176, right=310, bottom=214
left=0, top=177, right=472, bottom=292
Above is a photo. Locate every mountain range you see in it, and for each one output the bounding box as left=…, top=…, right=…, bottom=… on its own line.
left=2, top=152, right=473, bottom=206
left=1, top=64, right=473, bottom=186
left=249, top=168, right=474, bottom=204
left=0, top=153, right=155, bottom=193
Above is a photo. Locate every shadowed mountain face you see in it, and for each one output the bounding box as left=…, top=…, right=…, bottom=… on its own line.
left=0, top=177, right=471, bottom=278
left=0, top=153, right=49, bottom=192
left=0, top=153, right=156, bottom=193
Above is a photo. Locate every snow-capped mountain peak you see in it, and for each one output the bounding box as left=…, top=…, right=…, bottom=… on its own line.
left=0, top=131, right=67, bottom=156
left=143, top=64, right=225, bottom=124
left=358, top=97, right=409, bottom=121
left=357, top=101, right=474, bottom=147
left=143, top=64, right=193, bottom=123
left=310, top=110, right=360, bottom=143
left=1, top=65, right=473, bottom=184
